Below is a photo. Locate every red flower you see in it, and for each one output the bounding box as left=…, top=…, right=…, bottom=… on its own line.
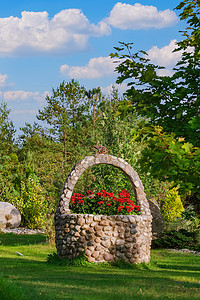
left=78, top=199, right=84, bottom=205
left=100, top=190, right=108, bottom=197
left=126, top=206, right=132, bottom=213
left=117, top=205, right=124, bottom=212
left=135, top=205, right=141, bottom=212
left=98, top=201, right=104, bottom=205
left=119, top=189, right=130, bottom=199
left=108, top=192, right=114, bottom=197
left=86, top=190, right=93, bottom=195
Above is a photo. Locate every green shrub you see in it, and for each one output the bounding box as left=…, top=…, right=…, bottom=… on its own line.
left=47, top=252, right=92, bottom=267
left=164, top=205, right=200, bottom=232
left=152, top=229, right=200, bottom=251
left=11, top=174, right=48, bottom=229
left=162, top=187, right=184, bottom=221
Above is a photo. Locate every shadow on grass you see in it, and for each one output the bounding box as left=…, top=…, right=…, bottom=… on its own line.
left=0, top=233, right=47, bottom=246
left=158, top=263, right=200, bottom=272
left=1, top=256, right=200, bottom=300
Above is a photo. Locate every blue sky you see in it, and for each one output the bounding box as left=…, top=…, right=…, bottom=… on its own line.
left=0, top=0, right=186, bottom=134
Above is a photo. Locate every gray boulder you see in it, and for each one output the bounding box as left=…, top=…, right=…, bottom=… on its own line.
left=148, top=198, right=164, bottom=238
left=0, top=202, right=21, bottom=229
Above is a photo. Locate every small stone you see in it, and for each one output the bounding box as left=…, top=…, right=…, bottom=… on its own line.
left=85, top=234, right=95, bottom=241
left=85, top=249, right=91, bottom=256
left=130, top=229, right=137, bottom=235
left=125, top=232, right=130, bottom=238
left=95, top=245, right=101, bottom=251
left=95, top=237, right=101, bottom=243
left=96, top=256, right=104, bottom=262
left=91, top=222, right=97, bottom=227
left=126, top=252, right=133, bottom=258
left=82, top=224, right=89, bottom=230
left=103, top=253, right=114, bottom=262
left=91, top=251, right=99, bottom=258
left=103, top=226, right=112, bottom=231
left=122, top=216, right=129, bottom=222
left=77, top=217, right=85, bottom=226
left=87, top=241, right=95, bottom=247
left=94, top=215, right=101, bottom=221
left=88, top=256, right=95, bottom=263
left=116, top=239, right=124, bottom=246
left=96, top=230, right=104, bottom=237
left=100, top=220, right=109, bottom=226
left=95, top=225, right=102, bottom=231
left=101, top=240, right=111, bottom=248
left=130, top=223, right=136, bottom=228
left=111, top=237, right=116, bottom=245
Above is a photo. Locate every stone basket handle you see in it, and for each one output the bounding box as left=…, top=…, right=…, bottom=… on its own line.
left=57, top=155, right=151, bottom=216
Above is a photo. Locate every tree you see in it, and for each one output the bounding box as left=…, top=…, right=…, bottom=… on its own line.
left=0, top=102, right=18, bottom=202
left=86, top=87, right=104, bottom=139
left=18, top=122, right=68, bottom=207
left=0, top=101, right=16, bottom=153
left=37, top=79, right=88, bottom=161
left=138, top=125, right=200, bottom=214
left=110, top=0, right=200, bottom=146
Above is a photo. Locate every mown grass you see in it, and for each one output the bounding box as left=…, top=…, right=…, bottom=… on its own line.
left=0, top=233, right=200, bottom=300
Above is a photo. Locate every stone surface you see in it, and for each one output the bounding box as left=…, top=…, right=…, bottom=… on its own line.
left=0, top=202, right=21, bottom=229
left=148, top=199, right=164, bottom=238
left=54, top=154, right=152, bottom=264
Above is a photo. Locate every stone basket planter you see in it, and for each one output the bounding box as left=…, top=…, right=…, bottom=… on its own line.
left=54, top=155, right=152, bottom=264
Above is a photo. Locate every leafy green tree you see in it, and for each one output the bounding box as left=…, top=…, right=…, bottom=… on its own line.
left=0, top=102, right=18, bottom=202
left=37, top=79, right=88, bottom=161
left=18, top=123, right=65, bottom=208
left=0, top=101, right=16, bottom=153
left=86, top=87, right=104, bottom=139
left=110, top=0, right=200, bottom=146
left=138, top=126, right=200, bottom=212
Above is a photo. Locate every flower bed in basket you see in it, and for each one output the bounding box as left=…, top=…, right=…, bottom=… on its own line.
left=54, top=155, right=152, bottom=264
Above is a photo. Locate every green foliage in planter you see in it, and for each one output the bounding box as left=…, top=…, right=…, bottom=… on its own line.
left=69, top=189, right=141, bottom=215
left=152, top=229, right=200, bottom=251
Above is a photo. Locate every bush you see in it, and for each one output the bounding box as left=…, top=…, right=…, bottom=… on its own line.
left=11, top=174, right=48, bottom=229
left=152, top=229, right=200, bottom=251
left=162, top=187, right=184, bottom=221
left=164, top=205, right=200, bottom=232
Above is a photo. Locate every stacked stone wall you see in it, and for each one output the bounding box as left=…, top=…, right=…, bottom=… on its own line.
left=55, top=154, right=152, bottom=264
left=55, top=213, right=152, bottom=263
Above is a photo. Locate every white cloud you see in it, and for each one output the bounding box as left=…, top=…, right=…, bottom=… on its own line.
left=107, top=2, right=178, bottom=30
left=0, top=10, right=111, bottom=56
left=101, top=83, right=128, bottom=95
left=147, top=39, right=182, bottom=67
left=157, top=69, right=174, bottom=77
left=3, top=90, right=50, bottom=104
left=60, top=56, right=117, bottom=79
left=0, top=73, right=8, bottom=88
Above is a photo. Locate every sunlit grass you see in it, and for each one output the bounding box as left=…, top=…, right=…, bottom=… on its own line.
left=0, top=233, right=200, bottom=299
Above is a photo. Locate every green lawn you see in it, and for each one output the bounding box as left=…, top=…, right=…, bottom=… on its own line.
left=0, top=233, right=200, bottom=300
